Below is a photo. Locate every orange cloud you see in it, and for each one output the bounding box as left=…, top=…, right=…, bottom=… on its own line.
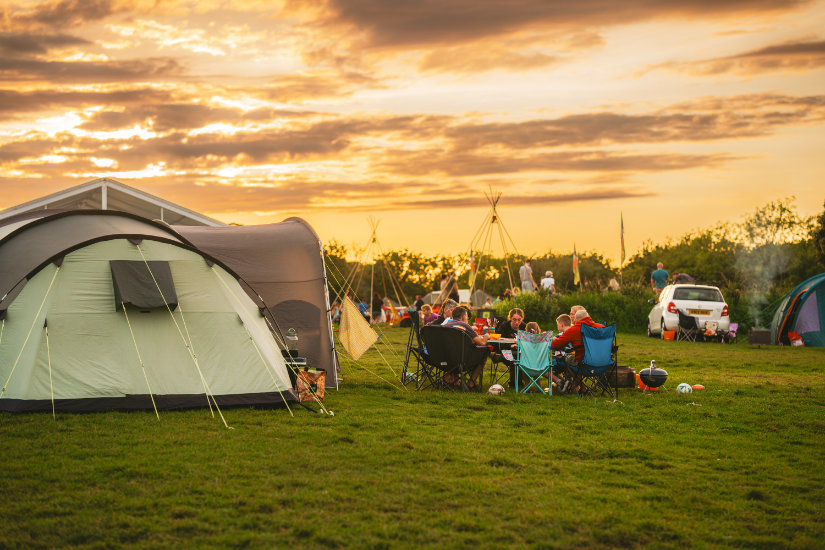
left=295, top=0, right=812, bottom=49
left=648, top=39, right=825, bottom=76
left=0, top=0, right=122, bottom=31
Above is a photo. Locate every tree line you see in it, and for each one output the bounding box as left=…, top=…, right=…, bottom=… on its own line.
left=325, top=197, right=825, bottom=330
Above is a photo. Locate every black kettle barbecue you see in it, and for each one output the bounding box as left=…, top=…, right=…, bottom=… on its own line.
left=640, top=360, right=668, bottom=388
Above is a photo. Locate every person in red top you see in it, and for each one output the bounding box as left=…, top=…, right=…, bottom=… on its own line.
left=551, top=308, right=604, bottom=364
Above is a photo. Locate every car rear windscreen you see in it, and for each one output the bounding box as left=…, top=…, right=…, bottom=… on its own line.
left=673, top=287, right=724, bottom=302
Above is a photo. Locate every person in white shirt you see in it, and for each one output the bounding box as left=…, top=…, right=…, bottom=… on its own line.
left=519, top=259, right=537, bottom=292
left=540, top=270, right=555, bottom=293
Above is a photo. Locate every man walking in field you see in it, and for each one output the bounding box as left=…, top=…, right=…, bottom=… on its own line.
left=519, top=259, right=537, bottom=292
left=650, top=262, right=669, bottom=297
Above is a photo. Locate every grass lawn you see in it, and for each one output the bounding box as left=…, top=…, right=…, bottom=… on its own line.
left=2, top=327, right=824, bottom=549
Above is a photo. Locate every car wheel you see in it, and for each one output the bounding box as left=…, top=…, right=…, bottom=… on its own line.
left=660, top=320, right=666, bottom=339
left=647, top=322, right=654, bottom=338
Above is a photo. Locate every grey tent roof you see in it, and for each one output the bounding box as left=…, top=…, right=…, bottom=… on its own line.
left=173, top=218, right=338, bottom=389
left=0, top=210, right=194, bottom=304
left=0, top=178, right=224, bottom=227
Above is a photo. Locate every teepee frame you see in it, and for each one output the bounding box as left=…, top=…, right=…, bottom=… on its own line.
left=333, top=218, right=409, bottom=320
left=467, top=188, right=522, bottom=297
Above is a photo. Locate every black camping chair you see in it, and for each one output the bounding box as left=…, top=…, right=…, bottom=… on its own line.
left=676, top=310, right=700, bottom=342
left=420, top=325, right=489, bottom=392
left=566, top=323, right=618, bottom=398
left=402, top=310, right=428, bottom=387
left=487, top=342, right=513, bottom=387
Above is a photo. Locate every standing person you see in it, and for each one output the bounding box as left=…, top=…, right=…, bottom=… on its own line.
left=519, top=259, right=537, bottom=292
left=650, top=262, right=669, bottom=297
left=413, top=294, right=425, bottom=311
left=540, top=270, right=555, bottom=293
left=330, top=300, right=342, bottom=323
left=446, top=271, right=461, bottom=303
left=371, top=292, right=384, bottom=324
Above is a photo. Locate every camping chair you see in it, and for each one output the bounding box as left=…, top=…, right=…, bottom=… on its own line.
left=487, top=340, right=513, bottom=387
left=420, top=325, right=489, bottom=392
left=514, top=330, right=553, bottom=395
left=720, top=322, right=739, bottom=344
left=402, top=311, right=428, bottom=387
left=566, top=323, right=618, bottom=398
left=676, top=310, right=700, bottom=342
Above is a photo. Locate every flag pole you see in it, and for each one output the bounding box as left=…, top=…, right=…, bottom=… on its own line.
left=620, top=212, right=625, bottom=288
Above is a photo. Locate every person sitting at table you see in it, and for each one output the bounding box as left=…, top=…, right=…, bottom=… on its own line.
left=552, top=309, right=604, bottom=393
left=551, top=314, right=574, bottom=392
left=494, top=308, right=526, bottom=388
left=420, top=304, right=439, bottom=325
left=569, top=304, right=585, bottom=319
left=430, top=299, right=458, bottom=325
left=552, top=309, right=603, bottom=363
left=443, top=306, right=489, bottom=389
left=525, top=321, right=541, bottom=334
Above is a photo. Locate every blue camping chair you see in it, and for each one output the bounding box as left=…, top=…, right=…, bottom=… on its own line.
left=567, top=323, right=618, bottom=398
left=514, top=330, right=554, bottom=395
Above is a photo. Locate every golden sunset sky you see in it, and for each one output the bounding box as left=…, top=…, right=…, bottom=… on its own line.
left=1, top=0, right=823, bottom=262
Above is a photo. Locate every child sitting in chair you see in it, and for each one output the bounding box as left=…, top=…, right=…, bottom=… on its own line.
left=420, top=304, right=439, bottom=325
left=525, top=321, right=541, bottom=334
left=552, top=314, right=575, bottom=393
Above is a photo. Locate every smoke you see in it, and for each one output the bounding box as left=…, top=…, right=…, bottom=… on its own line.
left=734, top=244, right=790, bottom=328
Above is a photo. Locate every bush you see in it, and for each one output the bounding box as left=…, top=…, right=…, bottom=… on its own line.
left=493, top=288, right=555, bottom=325
left=493, top=287, right=652, bottom=332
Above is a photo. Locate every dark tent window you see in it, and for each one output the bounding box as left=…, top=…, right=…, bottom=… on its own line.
left=110, top=260, right=177, bottom=311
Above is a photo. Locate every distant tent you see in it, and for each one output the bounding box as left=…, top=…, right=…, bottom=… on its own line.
left=0, top=210, right=294, bottom=412
left=470, top=289, right=494, bottom=307
left=770, top=273, right=825, bottom=347
left=421, top=289, right=479, bottom=306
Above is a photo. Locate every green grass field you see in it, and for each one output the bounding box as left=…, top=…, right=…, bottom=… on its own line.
left=2, top=328, right=824, bottom=549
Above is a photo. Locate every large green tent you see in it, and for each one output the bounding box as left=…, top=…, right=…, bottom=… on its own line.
left=770, top=273, right=825, bottom=347
left=0, top=210, right=294, bottom=412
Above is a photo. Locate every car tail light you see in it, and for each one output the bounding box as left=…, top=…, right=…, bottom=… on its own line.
left=667, top=302, right=677, bottom=314
left=722, top=304, right=729, bottom=317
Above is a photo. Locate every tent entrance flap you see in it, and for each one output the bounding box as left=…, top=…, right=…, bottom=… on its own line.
left=110, top=260, right=178, bottom=311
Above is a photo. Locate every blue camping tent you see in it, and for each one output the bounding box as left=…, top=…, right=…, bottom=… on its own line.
left=770, top=273, right=825, bottom=347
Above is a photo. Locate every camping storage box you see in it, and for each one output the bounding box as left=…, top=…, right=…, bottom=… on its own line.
left=748, top=329, right=771, bottom=345
left=609, top=366, right=636, bottom=388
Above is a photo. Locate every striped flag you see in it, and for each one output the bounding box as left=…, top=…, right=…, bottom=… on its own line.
left=572, top=244, right=580, bottom=286
left=620, top=212, right=626, bottom=266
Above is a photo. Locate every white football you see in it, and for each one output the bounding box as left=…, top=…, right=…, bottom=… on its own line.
left=676, top=382, right=693, bottom=394
left=488, top=384, right=505, bottom=395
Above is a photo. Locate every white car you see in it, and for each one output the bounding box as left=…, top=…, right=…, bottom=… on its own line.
left=647, top=284, right=730, bottom=338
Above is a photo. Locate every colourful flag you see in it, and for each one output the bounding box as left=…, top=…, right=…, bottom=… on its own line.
left=573, top=244, right=580, bottom=286
left=620, top=212, right=626, bottom=266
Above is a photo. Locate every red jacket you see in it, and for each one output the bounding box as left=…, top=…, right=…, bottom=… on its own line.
left=551, top=316, right=604, bottom=361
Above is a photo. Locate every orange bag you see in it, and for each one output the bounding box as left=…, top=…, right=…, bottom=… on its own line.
left=296, top=370, right=326, bottom=402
